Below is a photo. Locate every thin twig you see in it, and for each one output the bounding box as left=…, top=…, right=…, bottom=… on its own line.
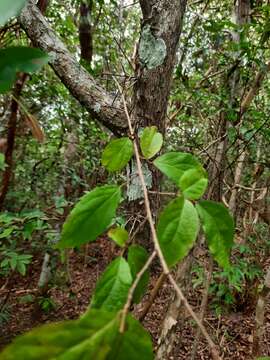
left=114, top=77, right=221, bottom=360
left=120, top=251, right=156, bottom=332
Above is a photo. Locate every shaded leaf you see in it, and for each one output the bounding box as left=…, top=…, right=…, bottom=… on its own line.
left=196, top=200, right=234, bottom=269
left=0, top=308, right=153, bottom=360
left=179, top=168, right=208, bottom=200
left=128, top=245, right=150, bottom=303
left=108, top=227, right=128, bottom=247
left=102, top=137, right=133, bottom=172
left=0, top=47, right=49, bottom=93
left=153, top=152, right=202, bottom=186
left=91, top=257, right=132, bottom=311
left=157, top=196, right=199, bottom=267
left=140, top=126, right=163, bottom=159
left=0, top=0, right=26, bottom=27
left=57, top=185, right=121, bottom=248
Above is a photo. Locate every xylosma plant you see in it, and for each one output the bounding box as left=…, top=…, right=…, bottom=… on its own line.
left=0, top=125, right=234, bottom=359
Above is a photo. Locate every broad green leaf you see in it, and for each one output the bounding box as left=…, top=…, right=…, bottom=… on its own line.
left=179, top=168, right=208, bottom=200
left=128, top=245, right=150, bottom=303
left=153, top=152, right=202, bottom=186
left=0, top=308, right=153, bottom=359
left=91, top=257, right=132, bottom=311
left=0, top=0, right=26, bottom=27
left=157, top=196, right=199, bottom=267
left=0, top=47, right=49, bottom=93
left=57, top=185, right=121, bottom=248
left=140, top=126, right=163, bottom=159
left=0, top=153, right=5, bottom=170
left=108, top=227, right=128, bottom=247
left=102, top=137, right=133, bottom=172
left=196, top=200, right=234, bottom=269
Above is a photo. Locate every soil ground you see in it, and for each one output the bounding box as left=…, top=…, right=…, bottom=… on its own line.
left=0, top=237, right=269, bottom=359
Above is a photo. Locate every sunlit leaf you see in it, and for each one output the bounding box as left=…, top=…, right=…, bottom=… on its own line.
left=153, top=152, right=202, bottom=186
left=196, top=200, right=234, bottom=269
left=140, top=126, right=163, bottom=159
left=108, top=227, right=128, bottom=247
left=91, top=257, right=132, bottom=311
left=157, top=196, right=199, bottom=267
left=57, top=185, right=121, bottom=248
left=102, top=137, right=133, bottom=172
left=179, top=168, right=208, bottom=200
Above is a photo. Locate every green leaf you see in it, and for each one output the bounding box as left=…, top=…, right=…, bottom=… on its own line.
left=0, top=0, right=26, bottom=27
left=108, top=227, right=128, bottom=247
left=102, top=137, right=133, bottom=172
left=0, top=47, right=49, bottom=93
left=0, top=309, right=153, bottom=360
left=153, top=152, right=202, bottom=186
left=0, top=154, right=5, bottom=170
left=128, top=245, right=150, bottom=303
left=140, top=126, right=163, bottom=159
left=196, top=200, right=234, bottom=269
left=57, top=185, right=121, bottom=249
left=0, top=227, right=13, bottom=239
left=179, top=168, right=208, bottom=200
left=91, top=257, right=132, bottom=311
left=157, top=196, right=199, bottom=267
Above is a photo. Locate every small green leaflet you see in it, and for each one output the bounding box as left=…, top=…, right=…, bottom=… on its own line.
left=0, top=47, right=49, bottom=93
left=0, top=308, right=153, bottom=359
left=157, top=196, right=199, bottom=267
left=153, top=152, right=203, bottom=186
left=196, top=200, right=234, bottom=269
left=0, top=0, right=26, bottom=27
left=0, top=153, right=5, bottom=170
left=57, top=185, right=121, bottom=248
left=140, top=126, right=163, bottom=159
left=179, top=168, right=208, bottom=200
left=102, top=137, right=133, bottom=172
left=91, top=257, right=132, bottom=311
left=108, top=226, right=128, bottom=247
left=128, top=245, right=150, bottom=303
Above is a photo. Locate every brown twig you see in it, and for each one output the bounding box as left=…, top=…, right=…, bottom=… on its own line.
left=114, top=77, right=221, bottom=360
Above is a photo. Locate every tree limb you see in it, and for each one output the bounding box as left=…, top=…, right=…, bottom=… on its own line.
left=19, top=1, right=127, bottom=135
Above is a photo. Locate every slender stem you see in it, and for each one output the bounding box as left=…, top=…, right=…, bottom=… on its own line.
left=114, top=77, right=220, bottom=360
left=120, top=251, right=156, bottom=333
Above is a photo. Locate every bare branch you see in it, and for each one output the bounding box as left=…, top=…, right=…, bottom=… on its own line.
left=19, top=1, right=127, bottom=135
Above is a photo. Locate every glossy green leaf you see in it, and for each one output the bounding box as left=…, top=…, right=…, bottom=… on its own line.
left=0, top=0, right=26, bottom=27
left=153, top=152, right=202, bottom=186
left=108, top=227, right=128, bottom=247
left=157, top=196, right=199, bottom=267
left=140, top=126, right=163, bottom=159
left=102, top=137, right=133, bottom=172
left=91, top=257, right=132, bottom=311
left=0, top=47, right=49, bottom=93
left=196, top=200, right=234, bottom=269
left=57, top=185, right=121, bottom=248
left=179, top=168, right=208, bottom=200
left=0, top=308, right=153, bottom=359
left=128, top=245, right=150, bottom=303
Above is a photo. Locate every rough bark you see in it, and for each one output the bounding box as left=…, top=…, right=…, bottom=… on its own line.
left=134, top=0, right=187, bottom=135
left=19, top=1, right=127, bottom=135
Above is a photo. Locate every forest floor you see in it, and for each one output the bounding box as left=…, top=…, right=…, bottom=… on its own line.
left=0, top=237, right=269, bottom=359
